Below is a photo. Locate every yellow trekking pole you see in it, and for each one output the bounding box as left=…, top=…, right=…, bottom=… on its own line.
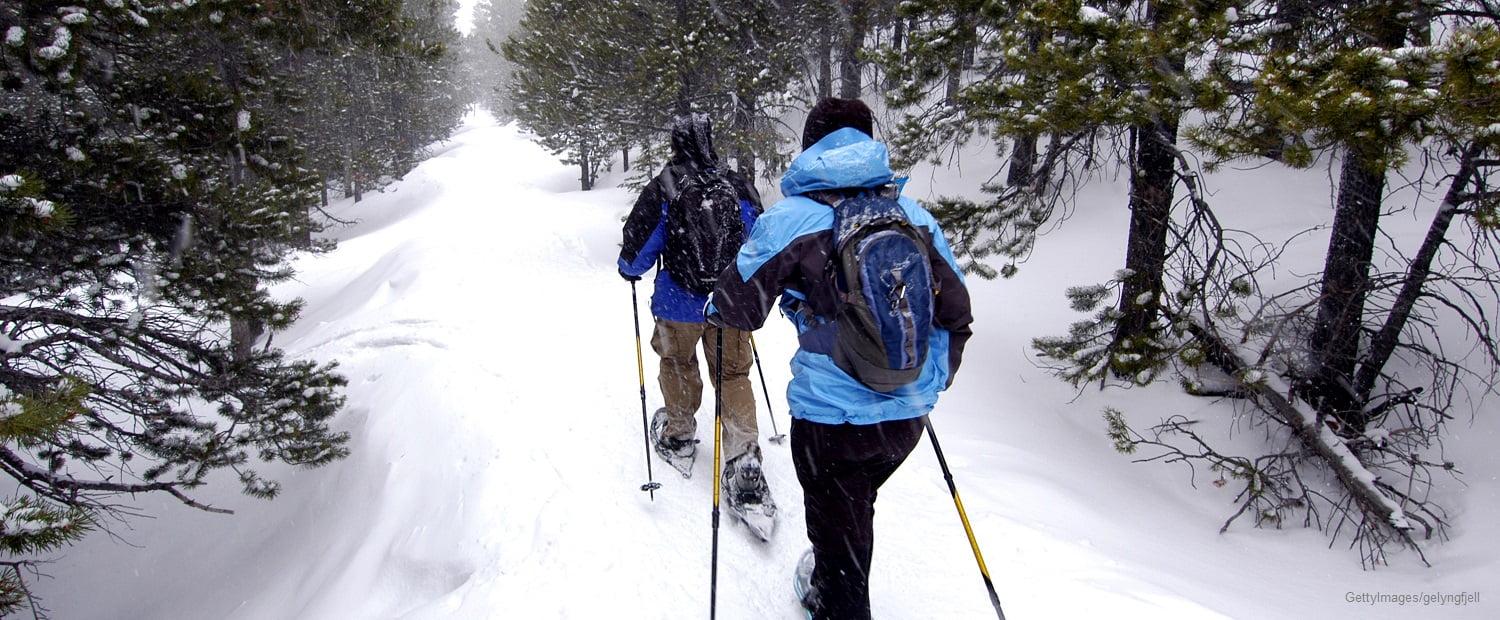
left=630, top=281, right=661, bottom=498
left=924, top=416, right=1006, bottom=619
left=709, top=327, right=724, bottom=619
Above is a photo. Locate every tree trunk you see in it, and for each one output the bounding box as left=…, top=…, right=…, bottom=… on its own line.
left=1183, top=319, right=1419, bottom=547
left=622, top=147, right=630, bottom=173
left=1307, top=147, right=1387, bottom=424
left=886, top=18, right=907, bottom=90
left=1115, top=118, right=1181, bottom=345
left=734, top=90, right=756, bottom=180
left=1007, top=133, right=1038, bottom=187
left=1271, top=0, right=1309, bottom=52
left=1353, top=144, right=1483, bottom=401
left=1305, top=3, right=1411, bottom=426
left=1115, top=2, right=1186, bottom=347
left=1408, top=0, right=1431, bottom=45
left=230, top=317, right=264, bottom=363
left=676, top=0, right=692, bottom=115
left=839, top=0, right=868, bottom=99
left=1006, top=35, right=1042, bottom=177
left=945, top=9, right=977, bottom=103
left=816, top=23, right=834, bottom=100
left=320, top=171, right=329, bottom=208
left=343, top=154, right=362, bottom=203
left=579, top=143, right=593, bottom=191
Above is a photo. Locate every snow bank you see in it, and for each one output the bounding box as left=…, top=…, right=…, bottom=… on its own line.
left=39, top=111, right=1498, bottom=619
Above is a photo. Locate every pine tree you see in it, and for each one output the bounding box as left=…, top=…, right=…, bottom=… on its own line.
left=884, top=1, right=1240, bottom=356
left=466, top=0, right=527, bottom=118
left=0, top=382, right=92, bottom=615
left=1191, top=1, right=1500, bottom=428
left=503, top=0, right=632, bottom=190
left=931, top=1, right=1500, bottom=564
left=504, top=0, right=803, bottom=190
left=262, top=0, right=465, bottom=207
left=888, top=1, right=1500, bottom=564
left=1173, top=2, right=1500, bottom=562
left=0, top=1, right=478, bottom=610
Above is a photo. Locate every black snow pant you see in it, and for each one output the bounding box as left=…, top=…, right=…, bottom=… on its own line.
left=791, top=416, right=926, bottom=620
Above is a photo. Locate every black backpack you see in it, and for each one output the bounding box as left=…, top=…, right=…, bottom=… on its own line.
left=663, top=167, right=745, bottom=296
left=820, top=187, right=936, bottom=392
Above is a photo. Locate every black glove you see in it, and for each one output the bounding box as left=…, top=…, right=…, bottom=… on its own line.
left=704, top=302, right=727, bottom=328
left=619, top=268, right=641, bottom=282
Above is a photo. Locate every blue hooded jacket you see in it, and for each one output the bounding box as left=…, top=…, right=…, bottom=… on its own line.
left=709, top=128, right=974, bottom=425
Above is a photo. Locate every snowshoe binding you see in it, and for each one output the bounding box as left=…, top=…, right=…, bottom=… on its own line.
left=722, top=452, right=777, bottom=541
left=650, top=408, right=696, bottom=479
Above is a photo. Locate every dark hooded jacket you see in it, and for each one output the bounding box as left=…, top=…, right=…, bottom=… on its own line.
left=618, top=116, right=763, bottom=323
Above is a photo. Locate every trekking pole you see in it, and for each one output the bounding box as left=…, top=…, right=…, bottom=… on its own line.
left=630, top=282, right=661, bottom=499
left=747, top=333, right=786, bottom=444
left=923, top=416, right=1006, bottom=620
left=709, top=327, right=724, bottom=619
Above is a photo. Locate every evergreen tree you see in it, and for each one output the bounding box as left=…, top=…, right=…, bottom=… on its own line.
left=0, top=382, right=91, bottom=614
left=467, top=0, right=526, bottom=117
left=0, top=0, right=462, bottom=610
left=284, top=0, right=467, bottom=205
left=887, top=0, right=1500, bottom=564
left=504, top=0, right=803, bottom=190
left=1169, top=1, right=1500, bottom=563
left=882, top=1, right=1239, bottom=332
left=503, top=0, right=632, bottom=190
left=1191, top=1, right=1500, bottom=427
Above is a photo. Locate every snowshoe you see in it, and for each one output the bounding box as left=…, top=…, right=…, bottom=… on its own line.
left=793, top=548, right=817, bottom=619
left=722, top=452, right=777, bottom=541
left=650, top=408, right=696, bottom=479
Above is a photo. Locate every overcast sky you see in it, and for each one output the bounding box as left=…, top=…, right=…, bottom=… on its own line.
left=455, top=0, right=478, bottom=35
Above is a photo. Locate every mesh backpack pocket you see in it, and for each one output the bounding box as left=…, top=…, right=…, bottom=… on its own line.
left=828, top=190, right=936, bottom=392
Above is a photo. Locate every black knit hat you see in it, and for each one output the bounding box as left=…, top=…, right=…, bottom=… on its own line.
left=801, top=98, right=874, bottom=150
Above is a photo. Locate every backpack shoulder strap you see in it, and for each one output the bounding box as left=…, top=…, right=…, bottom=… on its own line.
left=660, top=165, right=688, bottom=202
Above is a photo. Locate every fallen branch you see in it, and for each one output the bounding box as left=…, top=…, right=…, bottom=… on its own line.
left=1178, top=317, right=1428, bottom=565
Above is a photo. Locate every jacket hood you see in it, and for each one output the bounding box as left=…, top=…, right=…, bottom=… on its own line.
left=670, top=114, right=720, bottom=170
left=779, top=127, right=896, bottom=197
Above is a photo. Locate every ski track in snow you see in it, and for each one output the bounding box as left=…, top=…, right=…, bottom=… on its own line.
left=43, top=112, right=1497, bottom=619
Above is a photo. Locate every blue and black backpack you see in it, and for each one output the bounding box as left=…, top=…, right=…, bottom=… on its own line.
left=819, top=186, right=936, bottom=392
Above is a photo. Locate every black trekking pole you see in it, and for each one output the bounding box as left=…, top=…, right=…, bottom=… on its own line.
left=747, top=333, right=786, bottom=444
left=709, top=327, right=724, bottom=619
left=630, top=282, right=661, bottom=499
left=923, top=416, right=1006, bottom=620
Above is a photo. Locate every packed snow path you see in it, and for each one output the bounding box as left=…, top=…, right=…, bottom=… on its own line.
left=48, top=113, right=1497, bottom=619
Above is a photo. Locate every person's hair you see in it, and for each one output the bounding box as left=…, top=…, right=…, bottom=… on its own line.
left=801, top=98, right=874, bottom=150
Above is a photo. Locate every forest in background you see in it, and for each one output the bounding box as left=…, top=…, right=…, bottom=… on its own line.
left=492, top=0, right=1500, bottom=569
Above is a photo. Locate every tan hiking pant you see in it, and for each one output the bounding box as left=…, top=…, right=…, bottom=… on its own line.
left=651, top=318, right=759, bottom=461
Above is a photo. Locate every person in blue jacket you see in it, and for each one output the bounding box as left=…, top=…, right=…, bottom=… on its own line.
left=617, top=115, right=772, bottom=507
left=709, top=99, right=973, bottom=619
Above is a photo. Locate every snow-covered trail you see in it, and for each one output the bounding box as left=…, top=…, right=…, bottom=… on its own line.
left=47, top=112, right=1497, bottom=619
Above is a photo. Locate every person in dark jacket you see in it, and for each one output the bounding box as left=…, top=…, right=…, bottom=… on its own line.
left=708, top=98, right=974, bottom=620
left=617, top=115, right=773, bottom=508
